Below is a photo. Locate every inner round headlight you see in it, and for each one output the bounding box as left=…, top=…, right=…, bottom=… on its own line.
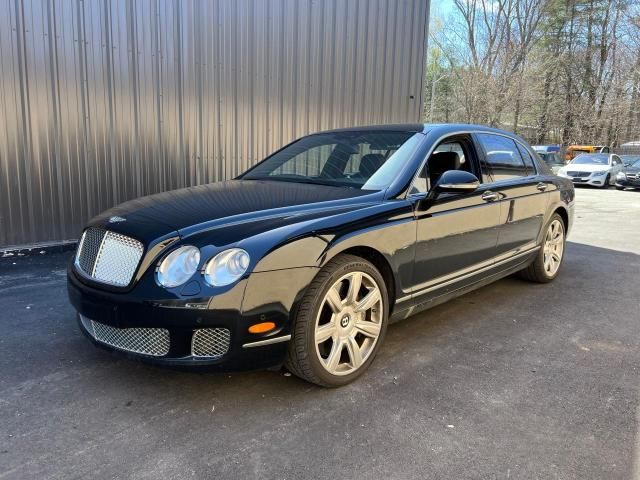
left=204, top=248, right=250, bottom=287
left=156, top=245, right=200, bottom=288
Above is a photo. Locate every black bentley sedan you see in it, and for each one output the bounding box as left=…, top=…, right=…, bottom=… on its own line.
left=616, top=155, right=640, bottom=190
left=68, top=124, right=575, bottom=387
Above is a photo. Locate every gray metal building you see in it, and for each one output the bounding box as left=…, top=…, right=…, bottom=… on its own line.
left=0, top=0, right=430, bottom=248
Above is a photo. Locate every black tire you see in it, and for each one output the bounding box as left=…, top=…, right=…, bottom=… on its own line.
left=285, top=254, right=389, bottom=387
left=601, top=174, right=610, bottom=188
left=615, top=186, right=625, bottom=191
left=518, top=213, right=566, bottom=283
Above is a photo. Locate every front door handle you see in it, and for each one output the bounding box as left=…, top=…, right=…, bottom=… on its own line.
left=481, top=191, right=499, bottom=202
left=536, top=182, right=547, bottom=192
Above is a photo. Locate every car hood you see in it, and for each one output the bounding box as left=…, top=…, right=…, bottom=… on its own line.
left=89, top=180, right=379, bottom=245
left=623, top=166, right=640, bottom=174
left=563, top=164, right=611, bottom=172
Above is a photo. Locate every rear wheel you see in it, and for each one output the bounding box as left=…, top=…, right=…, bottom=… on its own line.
left=518, top=213, right=566, bottom=283
left=285, top=254, right=388, bottom=387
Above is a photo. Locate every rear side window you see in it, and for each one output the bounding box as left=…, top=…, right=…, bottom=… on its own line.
left=477, top=133, right=528, bottom=181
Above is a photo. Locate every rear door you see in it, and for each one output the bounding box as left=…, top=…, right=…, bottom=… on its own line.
left=474, top=133, right=550, bottom=260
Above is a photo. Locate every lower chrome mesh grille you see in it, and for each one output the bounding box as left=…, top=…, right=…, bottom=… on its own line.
left=191, top=329, right=231, bottom=358
left=75, top=228, right=144, bottom=287
left=81, top=316, right=169, bottom=357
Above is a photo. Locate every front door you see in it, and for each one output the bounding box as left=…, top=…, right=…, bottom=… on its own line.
left=410, top=135, right=501, bottom=303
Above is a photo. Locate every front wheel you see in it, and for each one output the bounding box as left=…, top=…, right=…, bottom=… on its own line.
left=518, top=213, right=566, bottom=283
left=601, top=174, right=611, bottom=188
left=285, top=254, right=388, bottom=387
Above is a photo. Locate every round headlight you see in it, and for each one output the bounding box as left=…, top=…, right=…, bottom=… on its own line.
left=204, top=248, right=250, bottom=287
left=616, top=171, right=626, bottom=179
left=156, top=245, right=200, bottom=288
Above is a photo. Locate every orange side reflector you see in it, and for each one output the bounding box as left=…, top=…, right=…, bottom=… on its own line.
left=248, top=322, right=276, bottom=334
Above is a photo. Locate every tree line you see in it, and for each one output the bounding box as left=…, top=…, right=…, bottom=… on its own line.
left=426, top=0, right=640, bottom=146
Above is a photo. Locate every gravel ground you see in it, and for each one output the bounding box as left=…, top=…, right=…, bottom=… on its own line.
left=1, top=186, right=639, bottom=479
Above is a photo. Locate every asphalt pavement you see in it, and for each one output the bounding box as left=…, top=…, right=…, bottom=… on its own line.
left=1, top=187, right=639, bottom=479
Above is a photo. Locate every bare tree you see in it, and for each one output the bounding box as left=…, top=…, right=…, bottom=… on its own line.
left=428, top=0, right=640, bottom=146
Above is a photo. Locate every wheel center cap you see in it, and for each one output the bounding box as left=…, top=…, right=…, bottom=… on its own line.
left=340, top=314, right=351, bottom=328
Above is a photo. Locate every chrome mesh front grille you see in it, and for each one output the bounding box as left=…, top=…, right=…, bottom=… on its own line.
left=75, top=228, right=144, bottom=287
left=567, top=171, right=592, bottom=177
left=191, top=329, right=231, bottom=358
left=81, top=316, right=170, bottom=356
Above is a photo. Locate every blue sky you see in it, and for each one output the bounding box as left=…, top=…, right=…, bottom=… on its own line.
left=431, top=0, right=457, bottom=20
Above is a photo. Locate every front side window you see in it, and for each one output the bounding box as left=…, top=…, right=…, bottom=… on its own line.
left=242, top=131, right=421, bottom=190
left=410, top=136, right=477, bottom=194
left=477, top=133, right=528, bottom=181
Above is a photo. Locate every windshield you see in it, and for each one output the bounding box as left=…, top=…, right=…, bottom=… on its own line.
left=621, top=156, right=640, bottom=167
left=539, top=153, right=563, bottom=165
left=571, top=154, right=609, bottom=165
left=241, top=131, right=422, bottom=190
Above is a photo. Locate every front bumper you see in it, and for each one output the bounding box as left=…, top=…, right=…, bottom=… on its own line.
left=560, top=174, right=609, bottom=187
left=67, top=266, right=303, bottom=371
left=615, top=178, right=640, bottom=189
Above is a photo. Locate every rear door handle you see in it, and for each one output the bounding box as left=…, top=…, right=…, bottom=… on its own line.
left=481, top=191, right=499, bottom=202
left=536, top=182, right=547, bottom=192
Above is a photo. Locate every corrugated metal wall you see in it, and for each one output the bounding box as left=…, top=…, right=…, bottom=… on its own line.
left=0, top=0, right=429, bottom=248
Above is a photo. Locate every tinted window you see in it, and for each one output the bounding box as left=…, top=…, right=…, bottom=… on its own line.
left=477, top=133, right=527, bottom=181
left=242, top=131, right=420, bottom=190
left=516, top=143, right=536, bottom=174
left=410, top=139, right=475, bottom=194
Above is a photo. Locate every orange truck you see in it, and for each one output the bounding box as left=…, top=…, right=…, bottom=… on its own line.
left=565, top=145, right=610, bottom=161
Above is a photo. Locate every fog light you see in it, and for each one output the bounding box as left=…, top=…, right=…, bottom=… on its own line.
left=248, top=322, right=276, bottom=334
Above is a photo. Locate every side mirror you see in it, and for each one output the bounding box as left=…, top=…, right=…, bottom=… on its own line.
left=424, top=170, right=480, bottom=205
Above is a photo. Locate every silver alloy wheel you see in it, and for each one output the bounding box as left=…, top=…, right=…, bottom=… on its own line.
left=543, top=219, right=564, bottom=276
left=314, top=271, right=383, bottom=376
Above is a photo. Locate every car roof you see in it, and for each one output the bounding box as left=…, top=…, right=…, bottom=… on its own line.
left=319, top=123, right=427, bottom=134
left=318, top=123, right=527, bottom=140
left=532, top=145, right=560, bottom=152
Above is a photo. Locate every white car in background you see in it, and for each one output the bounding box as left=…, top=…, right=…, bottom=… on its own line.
left=557, top=153, right=624, bottom=188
